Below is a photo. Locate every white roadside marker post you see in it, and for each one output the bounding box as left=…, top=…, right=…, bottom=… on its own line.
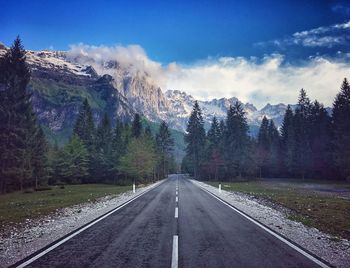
left=219, top=183, right=222, bottom=193
left=133, top=183, right=135, bottom=193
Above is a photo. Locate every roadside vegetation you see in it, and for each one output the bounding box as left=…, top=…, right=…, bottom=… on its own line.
left=206, top=180, right=350, bottom=240
left=0, top=37, right=176, bottom=194
left=182, top=78, right=350, bottom=182
left=0, top=184, right=131, bottom=226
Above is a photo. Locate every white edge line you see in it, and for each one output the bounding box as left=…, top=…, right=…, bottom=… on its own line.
left=176, top=196, right=178, bottom=202
left=16, top=181, right=163, bottom=268
left=171, top=235, right=178, bottom=268
left=175, top=207, right=178, bottom=218
left=193, top=181, right=330, bottom=268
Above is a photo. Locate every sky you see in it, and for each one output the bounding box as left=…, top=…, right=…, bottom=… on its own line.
left=1, top=0, right=350, bottom=108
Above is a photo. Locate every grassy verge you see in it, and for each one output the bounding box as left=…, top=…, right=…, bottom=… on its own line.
left=206, top=180, right=350, bottom=240
left=0, top=184, right=132, bottom=226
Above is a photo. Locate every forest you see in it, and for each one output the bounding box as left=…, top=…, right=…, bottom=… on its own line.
left=182, top=80, right=350, bottom=182
left=0, top=38, right=175, bottom=193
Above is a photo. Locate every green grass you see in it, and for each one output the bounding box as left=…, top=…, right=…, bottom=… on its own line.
left=0, top=184, right=132, bottom=226
left=206, top=180, right=350, bottom=240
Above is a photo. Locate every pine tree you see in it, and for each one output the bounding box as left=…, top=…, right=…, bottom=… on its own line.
left=225, top=102, right=250, bottom=178
left=93, top=113, right=113, bottom=181
left=184, top=101, right=206, bottom=179
left=294, top=89, right=312, bottom=179
left=281, top=105, right=296, bottom=176
left=206, top=117, right=224, bottom=180
left=73, top=98, right=95, bottom=152
left=332, top=78, right=350, bottom=180
left=60, top=135, right=89, bottom=183
left=267, top=120, right=280, bottom=176
left=256, top=116, right=270, bottom=177
left=0, top=36, right=42, bottom=192
left=309, top=101, right=332, bottom=178
left=156, top=121, right=174, bottom=177
left=31, top=127, right=49, bottom=188
left=131, top=113, right=142, bottom=138
left=111, top=120, right=123, bottom=179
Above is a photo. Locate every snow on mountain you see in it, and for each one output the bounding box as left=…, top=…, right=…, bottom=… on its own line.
left=1, top=46, right=330, bottom=136
left=165, top=90, right=293, bottom=134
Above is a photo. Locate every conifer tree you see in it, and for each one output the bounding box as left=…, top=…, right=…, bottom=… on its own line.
left=206, top=117, right=224, bottom=180
left=73, top=98, right=95, bottom=152
left=184, top=101, right=206, bottom=179
left=93, top=113, right=113, bottom=181
left=59, top=135, right=89, bottom=183
left=256, top=116, right=270, bottom=178
left=156, top=121, right=174, bottom=177
left=332, top=78, right=350, bottom=180
left=281, top=105, right=296, bottom=176
left=224, top=102, right=250, bottom=178
left=267, top=120, right=280, bottom=176
left=0, top=37, right=45, bottom=192
left=131, top=113, right=142, bottom=138
left=309, top=101, right=332, bottom=178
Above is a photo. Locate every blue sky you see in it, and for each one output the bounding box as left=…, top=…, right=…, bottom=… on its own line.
left=1, top=0, right=349, bottom=63
left=1, top=0, right=350, bottom=107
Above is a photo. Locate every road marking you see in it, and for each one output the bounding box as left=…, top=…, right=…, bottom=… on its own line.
left=171, top=235, right=178, bottom=268
left=175, top=207, right=178, bottom=218
left=15, top=181, right=164, bottom=268
left=176, top=196, right=178, bottom=202
left=195, top=182, right=330, bottom=268
left=176, top=190, right=178, bottom=195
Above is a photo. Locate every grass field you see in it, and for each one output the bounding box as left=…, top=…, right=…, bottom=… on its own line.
left=0, top=184, right=132, bottom=226
left=206, top=180, right=350, bottom=240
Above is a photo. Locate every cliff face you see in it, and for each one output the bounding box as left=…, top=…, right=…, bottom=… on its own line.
left=0, top=49, right=135, bottom=143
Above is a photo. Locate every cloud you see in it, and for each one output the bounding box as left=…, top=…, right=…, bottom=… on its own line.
left=67, top=44, right=350, bottom=109
left=164, top=55, right=350, bottom=109
left=256, top=20, right=350, bottom=49
left=67, top=43, right=167, bottom=85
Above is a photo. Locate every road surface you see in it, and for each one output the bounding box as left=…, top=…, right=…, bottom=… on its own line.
left=15, top=175, right=325, bottom=268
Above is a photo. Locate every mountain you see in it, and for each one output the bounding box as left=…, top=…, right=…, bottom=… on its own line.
left=0, top=47, right=330, bottom=141
left=164, top=90, right=296, bottom=135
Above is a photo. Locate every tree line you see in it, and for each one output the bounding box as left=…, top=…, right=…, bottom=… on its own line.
left=182, top=83, right=350, bottom=181
left=0, top=37, right=175, bottom=193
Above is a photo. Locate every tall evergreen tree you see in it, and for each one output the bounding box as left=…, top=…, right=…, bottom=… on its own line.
left=57, top=135, right=89, bottom=184
left=280, top=105, right=296, bottom=176
left=224, top=102, right=250, bottom=178
left=93, top=113, right=113, bottom=181
left=0, top=37, right=44, bottom=192
left=156, top=121, right=174, bottom=177
left=256, top=116, right=270, bottom=178
left=184, top=101, right=206, bottom=179
left=73, top=98, right=95, bottom=152
left=267, top=120, right=280, bottom=176
left=294, top=89, right=312, bottom=179
left=131, top=113, right=142, bottom=138
left=206, top=117, right=224, bottom=180
left=332, top=78, right=350, bottom=180
left=309, top=101, right=332, bottom=178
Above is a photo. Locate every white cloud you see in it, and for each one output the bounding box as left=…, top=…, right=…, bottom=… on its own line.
left=67, top=44, right=350, bottom=109
left=67, top=43, right=167, bottom=85
left=164, top=55, right=350, bottom=109
left=257, top=20, right=350, bottom=49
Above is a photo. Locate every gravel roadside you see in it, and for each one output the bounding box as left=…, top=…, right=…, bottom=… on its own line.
left=192, top=179, right=350, bottom=268
left=0, top=180, right=163, bottom=268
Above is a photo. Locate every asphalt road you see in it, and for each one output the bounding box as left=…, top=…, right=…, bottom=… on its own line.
left=17, top=174, right=323, bottom=268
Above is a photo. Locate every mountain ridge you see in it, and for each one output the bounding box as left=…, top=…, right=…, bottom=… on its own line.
left=0, top=47, right=331, bottom=138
